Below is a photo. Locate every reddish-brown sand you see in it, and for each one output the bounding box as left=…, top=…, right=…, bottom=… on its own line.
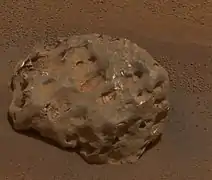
left=1, top=0, right=212, bottom=179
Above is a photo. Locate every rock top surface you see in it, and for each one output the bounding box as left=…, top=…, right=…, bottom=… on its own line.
left=9, top=34, right=170, bottom=164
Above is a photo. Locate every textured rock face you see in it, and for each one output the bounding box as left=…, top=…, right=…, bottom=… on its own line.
left=9, top=34, right=170, bottom=164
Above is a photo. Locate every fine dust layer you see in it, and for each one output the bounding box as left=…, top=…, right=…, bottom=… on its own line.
left=9, top=34, right=170, bottom=164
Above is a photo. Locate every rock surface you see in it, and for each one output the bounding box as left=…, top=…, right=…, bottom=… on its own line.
left=9, top=34, right=170, bottom=164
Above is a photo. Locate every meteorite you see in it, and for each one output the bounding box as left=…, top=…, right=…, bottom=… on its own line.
left=9, top=34, right=170, bottom=164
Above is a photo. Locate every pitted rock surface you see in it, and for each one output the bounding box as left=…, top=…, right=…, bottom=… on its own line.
left=9, top=34, right=170, bottom=164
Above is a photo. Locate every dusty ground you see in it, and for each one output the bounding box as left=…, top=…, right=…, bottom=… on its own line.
left=1, top=0, right=212, bottom=179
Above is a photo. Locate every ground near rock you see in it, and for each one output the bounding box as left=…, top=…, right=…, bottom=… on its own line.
left=9, top=34, right=170, bottom=164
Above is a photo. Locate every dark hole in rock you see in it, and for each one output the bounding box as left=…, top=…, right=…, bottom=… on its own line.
left=155, top=97, right=165, bottom=104
left=145, top=119, right=152, bottom=124
left=88, top=55, right=97, bottom=62
left=99, top=146, right=111, bottom=154
left=78, top=126, right=99, bottom=142
left=155, top=109, right=168, bottom=123
left=30, top=53, right=41, bottom=62
left=111, top=37, right=120, bottom=41
left=112, top=137, right=119, bottom=144
left=65, top=134, right=73, bottom=143
left=59, top=49, right=67, bottom=58
left=101, top=89, right=115, bottom=97
left=154, top=80, right=163, bottom=89
left=124, top=98, right=135, bottom=105
left=125, top=73, right=133, bottom=78
left=16, top=92, right=29, bottom=108
left=139, top=121, right=146, bottom=128
left=137, top=90, right=143, bottom=96
left=20, top=95, right=27, bottom=107
left=76, top=60, right=84, bottom=66
left=99, top=34, right=104, bottom=39
left=134, top=70, right=143, bottom=78
left=80, top=142, right=96, bottom=155
left=20, top=79, right=29, bottom=90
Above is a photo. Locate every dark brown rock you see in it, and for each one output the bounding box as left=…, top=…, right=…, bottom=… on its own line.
left=8, top=34, right=170, bottom=164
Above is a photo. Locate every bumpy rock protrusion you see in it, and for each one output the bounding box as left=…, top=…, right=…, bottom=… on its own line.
left=9, top=34, right=170, bottom=164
